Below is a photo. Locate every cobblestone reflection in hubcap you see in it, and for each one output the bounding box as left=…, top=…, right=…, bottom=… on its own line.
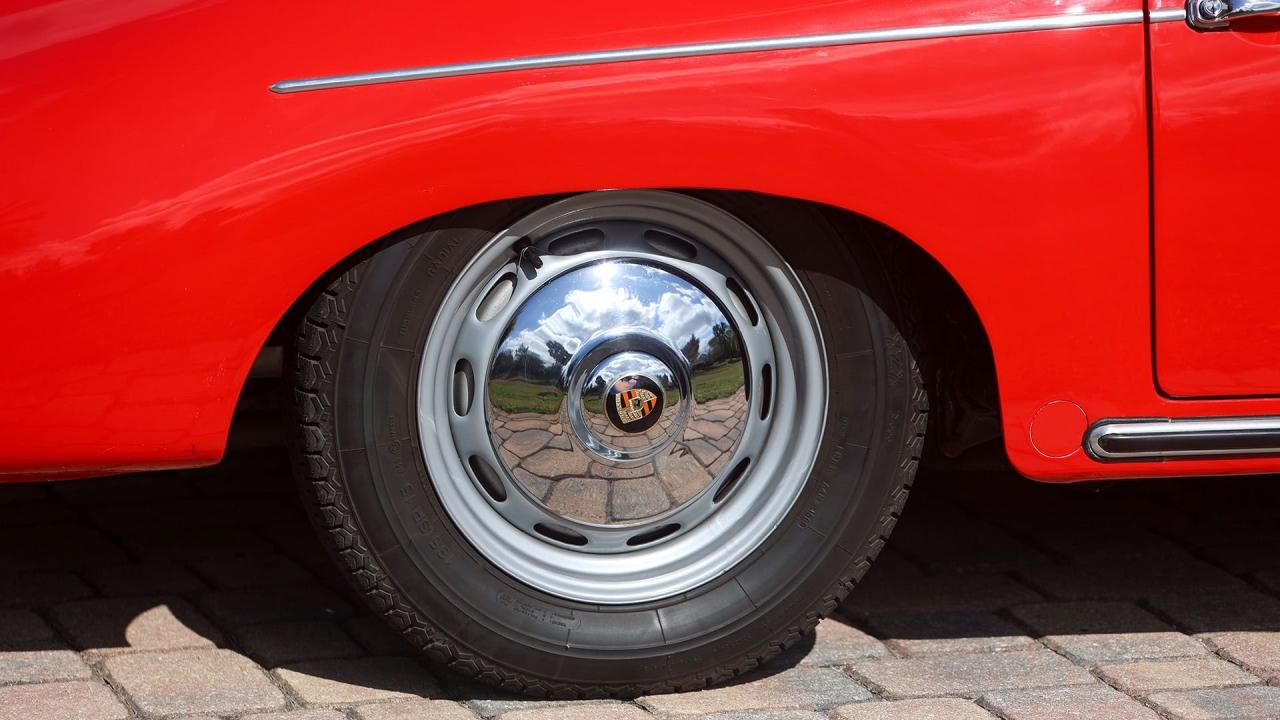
left=487, top=259, right=745, bottom=533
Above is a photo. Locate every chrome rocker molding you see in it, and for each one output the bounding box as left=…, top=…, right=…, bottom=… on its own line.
left=1087, top=416, right=1280, bottom=461
left=271, top=9, right=1182, bottom=94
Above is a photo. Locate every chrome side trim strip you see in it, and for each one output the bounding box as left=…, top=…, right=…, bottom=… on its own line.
left=1149, top=7, right=1190, bottom=22
left=271, top=10, right=1146, bottom=93
left=1087, top=416, right=1280, bottom=460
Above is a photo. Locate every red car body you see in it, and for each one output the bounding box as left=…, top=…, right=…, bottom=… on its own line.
left=2, top=0, right=1277, bottom=482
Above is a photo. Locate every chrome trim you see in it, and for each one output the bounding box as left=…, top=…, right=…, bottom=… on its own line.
left=1187, top=0, right=1279, bottom=28
left=1087, top=416, right=1280, bottom=460
left=1149, top=6, right=1191, bottom=21
left=272, top=10, right=1146, bottom=93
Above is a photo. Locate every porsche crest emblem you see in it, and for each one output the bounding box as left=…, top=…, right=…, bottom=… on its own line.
left=604, top=374, right=665, bottom=433
left=615, top=387, right=659, bottom=425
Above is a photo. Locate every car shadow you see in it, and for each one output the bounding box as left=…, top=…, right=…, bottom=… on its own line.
left=1, top=402, right=1279, bottom=708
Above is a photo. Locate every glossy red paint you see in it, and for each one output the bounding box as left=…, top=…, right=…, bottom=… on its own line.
left=1149, top=9, right=1280, bottom=397
left=3, top=0, right=1280, bottom=482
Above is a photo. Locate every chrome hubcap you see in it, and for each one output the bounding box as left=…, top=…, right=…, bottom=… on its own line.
left=417, top=191, right=827, bottom=603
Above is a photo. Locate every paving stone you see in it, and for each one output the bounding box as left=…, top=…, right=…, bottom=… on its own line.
left=0, top=680, right=129, bottom=720
left=119, top=527, right=274, bottom=560
left=105, top=649, right=286, bottom=716
left=81, top=561, right=207, bottom=596
left=236, top=620, right=363, bottom=666
left=1149, top=589, right=1280, bottom=634
left=832, top=698, right=995, bottom=719
left=1202, top=631, right=1280, bottom=682
left=344, top=615, right=413, bottom=656
left=53, top=472, right=195, bottom=506
left=450, top=679, right=587, bottom=717
left=544, top=478, right=608, bottom=524
left=505, top=429, right=553, bottom=458
left=0, top=501, right=81, bottom=527
left=638, top=666, right=872, bottom=715
left=654, top=451, right=713, bottom=504
left=1095, top=656, right=1259, bottom=694
left=685, top=438, right=722, bottom=466
left=241, top=711, right=348, bottom=720
left=864, top=611, right=1035, bottom=656
left=849, top=649, right=1094, bottom=699
left=610, top=477, right=671, bottom=520
left=780, top=618, right=889, bottom=666
left=1020, top=559, right=1247, bottom=601
left=696, top=711, right=826, bottom=720
left=52, top=595, right=224, bottom=654
left=494, top=702, right=653, bottom=719
left=523, top=449, right=591, bottom=478
left=512, top=467, right=552, bottom=500
left=982, top=684, right=1158, bottom=719
left=890, top=511, right=1050, bottom=574
left=1010, top=601, right=1206, bottom=663
left=1030, top=527, right=1189, bottom=563
left=0, top=523, right=127, bottom=571
left=275, top=656, right=441, bottom=706
left=1147, top=686, right=1280, bottom=719
left=353, top=699, right=481, bottom=719
left=842, top=574, right=1042, bottom=618
left=0, top=570, right=93, bottom=607
left=87, top=498, right=296, bottom=533
left=192, top=553, right=314, bottom=589
left=0, top=611, right=91, bottom=682
left=200, top=584, right=354, bottom=626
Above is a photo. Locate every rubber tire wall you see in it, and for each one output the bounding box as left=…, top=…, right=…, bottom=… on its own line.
left=287, top=192, right=927, bottom=697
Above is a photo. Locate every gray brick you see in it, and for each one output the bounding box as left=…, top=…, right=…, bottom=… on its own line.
left=452, top=680, right=587, bottom=717
left=241, top=711, right=348, bottom=720
left=275, top=656, right=440, bottom=706
left=51, top=595, right=223, bottom=655
left=1010, top=601, right=1206, bottom=663
left=0, top=612, right=91, bottom=682
left=495, top=702, right=653, bottom=720
left=842, top=574, right=1042, bottom=618
left=696, top=711, right=826, bottom=720
left=0, top=523, right=126, bottom=571
left=236, top=620, right=363, bottom=666
left=353, top=699, right=481, bottom=720
left=1203, top=631, right=1280, bottom=682
left=1096, top=656, right=1259, bottom=694
left=849, top=649, right=1094, bottom=699
left=54, top=472, right=195, bottom=506
left=0, top=571, right=93, bottom=607
left=780, top=618, right=888, bottom=666
left=889, top=511, right=1051, bottom=574
left=118, top=527, right=273, bottom=561
left=639, top=666, right=872, bottom=715
left=200, top=585, right=353, bottom=627
left=1020, top=559, right=1246, bottom=602
left=1147, top=686, right=1280, bottom=720
left=0, top=680, right=129, bottom=720
left=1149, top=590, right=1280, bottom=634
left=832, top=698, right=995, bottom=719
left=864, top=611, right=1035, bottom=656
left=193, top=554, right=314, bottom=589
left=81, top=561, right=206, bottom=596
left=104, top=648, right=286, bottom=716
left=980, top=684, right=1159, bottom=720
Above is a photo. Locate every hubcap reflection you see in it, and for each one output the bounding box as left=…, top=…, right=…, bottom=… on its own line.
left=416, top=191, right=826, bottom=603
left=488, top=262, right=746, bottom=529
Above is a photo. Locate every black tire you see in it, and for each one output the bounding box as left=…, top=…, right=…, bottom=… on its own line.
left=286, top=192, right=926, bottom=697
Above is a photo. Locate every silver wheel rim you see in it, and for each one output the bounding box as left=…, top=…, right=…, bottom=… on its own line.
left=417, top=191, right=827, bottom=604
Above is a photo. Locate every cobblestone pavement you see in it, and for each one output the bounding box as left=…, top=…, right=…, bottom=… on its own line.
left=4, top=426, right=1280, bottom=719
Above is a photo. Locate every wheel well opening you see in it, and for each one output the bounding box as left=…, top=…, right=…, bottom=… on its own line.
left=237, top=190, right=999, bottom=464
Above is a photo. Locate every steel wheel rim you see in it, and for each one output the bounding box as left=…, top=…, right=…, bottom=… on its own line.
left=417, top=191, right=827, bottom=604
